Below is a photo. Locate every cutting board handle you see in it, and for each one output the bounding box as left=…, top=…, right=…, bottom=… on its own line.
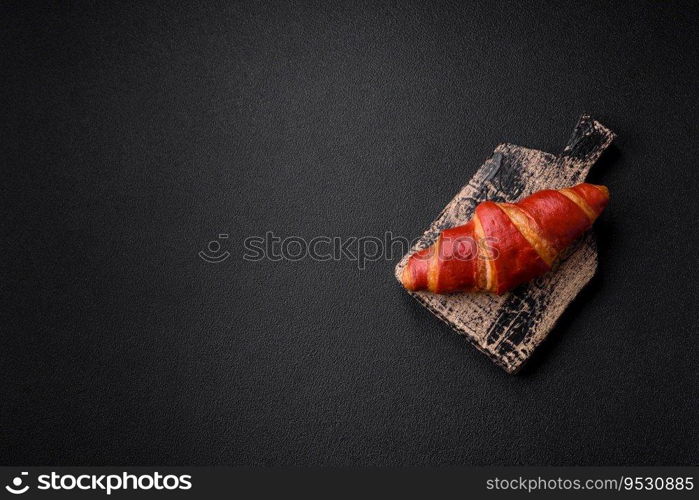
left=561, top=114, right=616, bottom=164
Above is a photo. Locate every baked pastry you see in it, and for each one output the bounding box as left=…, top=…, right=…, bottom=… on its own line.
left=400, top=183, right=609, bottom=294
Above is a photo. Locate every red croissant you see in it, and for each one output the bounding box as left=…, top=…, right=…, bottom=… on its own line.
left=401, top=183, right=609, bottom=294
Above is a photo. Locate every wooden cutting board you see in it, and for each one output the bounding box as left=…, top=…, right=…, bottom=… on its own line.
left=395, top=115, right=615, bottom=373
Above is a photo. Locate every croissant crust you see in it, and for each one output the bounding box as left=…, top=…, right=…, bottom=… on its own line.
left=401, top=183, right=609, bottom=294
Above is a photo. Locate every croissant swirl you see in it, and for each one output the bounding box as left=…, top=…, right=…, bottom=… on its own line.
left=401, top=183, right=609, bottom=294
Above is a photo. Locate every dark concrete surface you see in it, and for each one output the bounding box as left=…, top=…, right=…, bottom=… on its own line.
left=2, top=1, right=697, bottom=465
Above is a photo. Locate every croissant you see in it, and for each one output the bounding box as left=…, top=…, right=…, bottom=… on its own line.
left=401, top=183, right=609, bottom=294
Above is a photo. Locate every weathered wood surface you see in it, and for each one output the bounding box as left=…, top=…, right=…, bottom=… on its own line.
left=395, top=115, right=615, bottom=373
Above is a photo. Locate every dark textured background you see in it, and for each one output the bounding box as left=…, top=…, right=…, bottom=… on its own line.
left=2, top=1, right=697, bottom=466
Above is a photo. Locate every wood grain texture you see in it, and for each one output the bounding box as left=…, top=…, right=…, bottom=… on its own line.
left=395, top=115, right=615, bottom=373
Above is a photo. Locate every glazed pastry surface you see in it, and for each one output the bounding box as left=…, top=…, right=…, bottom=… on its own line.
left=401, top=183, right=609, bottom=294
